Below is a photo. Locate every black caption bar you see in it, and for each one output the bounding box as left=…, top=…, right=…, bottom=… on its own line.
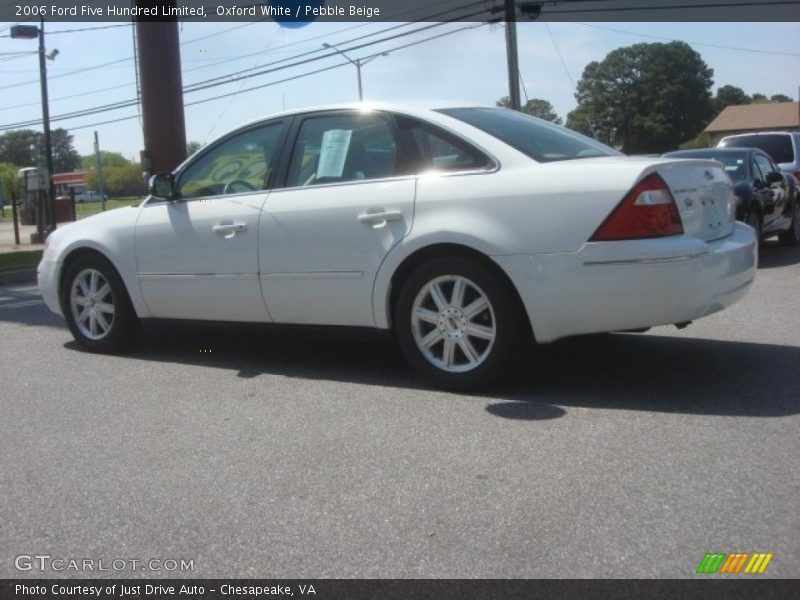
left=2, top=0, right=800, bottom=23
left=1, top=580, right=798, bottom=600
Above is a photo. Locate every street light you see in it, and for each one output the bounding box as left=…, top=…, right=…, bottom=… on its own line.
left=10, top=19, right=58, bottom=237
left=322, top=42, right=389, bottom=101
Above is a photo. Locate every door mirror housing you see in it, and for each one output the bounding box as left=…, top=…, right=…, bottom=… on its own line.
left=149, top=173, right=176, bottom=199
left=765, top=171, right=784, bottom=185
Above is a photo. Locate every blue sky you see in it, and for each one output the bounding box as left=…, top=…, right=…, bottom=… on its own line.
left=0, top=20, right=798, bottom=162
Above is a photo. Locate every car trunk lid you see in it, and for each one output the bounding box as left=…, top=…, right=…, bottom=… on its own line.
left=654, top=159, right=735, bottom=242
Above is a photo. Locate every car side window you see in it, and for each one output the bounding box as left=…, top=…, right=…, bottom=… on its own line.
left=396, top=116, right=491, bottom=173
left=285, top=114, right=398, bottom=187
left=177, top=122, right=283, bottom=199
left=754, top=155, right=776, bottom=180
left=751, top=158, right=765, bottom=182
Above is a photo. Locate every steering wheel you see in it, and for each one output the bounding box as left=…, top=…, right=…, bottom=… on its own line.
left=222, top=179, right=257, bottom=194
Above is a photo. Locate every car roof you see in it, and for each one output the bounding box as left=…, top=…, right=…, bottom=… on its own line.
left=721, top=131, right=798, bottom=138
left=668, top=148, right=753, bottom=154
left=233, top=101, right=490, bottom=129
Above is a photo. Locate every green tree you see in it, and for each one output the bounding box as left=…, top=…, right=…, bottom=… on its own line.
left=496, top=97, right=563, bottom=124
left=0, top=128, right=81, bottom=172
left=714, top=85, right=749, bottom=114
left=0, top=162, right=19, bottom=199
left=187, top=141, right=203, bottom=155
left=0, top=129, right=39, bottom=167
left=568, top=41, right=714, bottom=153
left=750, top=93, right=769, bottom=104
left=679, top=131, right=711, bottom=150
left=565, top=104, right=598, bottom=137
left=770, top=94, right=793, bottom=103
left=80, top=151, right=132, bottom=170
left=49, top=129, right=81, bottom=172
left=86, top=164, right=146, bottom=198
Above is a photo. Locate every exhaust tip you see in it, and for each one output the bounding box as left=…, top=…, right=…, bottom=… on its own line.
left=674, top=321, right=692, bottom=329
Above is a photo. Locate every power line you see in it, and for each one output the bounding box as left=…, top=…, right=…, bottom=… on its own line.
left=9, top=22, right=486, bottom=133
left=0, top=2, right=492, bottom=127
left=543, top=0, right=800, bottom=14
left=573, top=21, right=800, bottom=58
left=0, top=0, right=472, bottom=87
left=47, top=23, right=132, bottom=35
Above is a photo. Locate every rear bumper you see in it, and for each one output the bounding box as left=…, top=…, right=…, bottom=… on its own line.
left=494, top=222, right=757, bottom=342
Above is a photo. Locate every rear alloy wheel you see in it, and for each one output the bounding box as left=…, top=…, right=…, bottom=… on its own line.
left=778, top=200, right=800, bottom=246
left=62, top=254, right=138, bottom=353
left=395, top=257, right=528, bottom=390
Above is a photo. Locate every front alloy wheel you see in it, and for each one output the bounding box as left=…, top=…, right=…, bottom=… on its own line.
left=70, top=268, right=115, bottom=340
left=62, top=254, right=138, bottom=353
left=395, top=256, right=528, bottom=390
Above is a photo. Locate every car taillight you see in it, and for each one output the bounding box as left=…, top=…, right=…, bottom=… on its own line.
left=590, top=172, right=683, bottom=241
left=793, top=171, right=800, bottom=182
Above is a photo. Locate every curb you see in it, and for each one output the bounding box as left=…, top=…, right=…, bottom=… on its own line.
left=0, top=268, right=37, bottom=285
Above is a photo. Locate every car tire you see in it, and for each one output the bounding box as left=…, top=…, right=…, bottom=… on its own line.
left=394, top=256, right=529, bottom=391
left=61, top=254, right=138, bottom=353
left=778, top=200, right=800, bottom=246
left=746, top=210, right=761, bottom=243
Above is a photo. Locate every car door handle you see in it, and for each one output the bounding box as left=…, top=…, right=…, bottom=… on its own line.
left=357, top=210, right=403, bottom=226
left=212, top=222, right=247, bottom=239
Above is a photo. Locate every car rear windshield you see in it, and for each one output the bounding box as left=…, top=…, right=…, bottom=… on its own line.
left=436, top=107, right=619, bottom=163
left=719, top=134, right=795, bottom=164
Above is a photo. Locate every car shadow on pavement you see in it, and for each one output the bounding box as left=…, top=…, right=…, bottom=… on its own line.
left=758, top=240, right=800, bottom=269
left=67, top=319, right=800, bottom=420
left=491, top=333, right=800, bottom=419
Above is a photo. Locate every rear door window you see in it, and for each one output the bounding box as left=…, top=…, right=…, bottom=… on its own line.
left=395, top=116, right=492, bottom=172
left=285, top=113, right=399, bottom=187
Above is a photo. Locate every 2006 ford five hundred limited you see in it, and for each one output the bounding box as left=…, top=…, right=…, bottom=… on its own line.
left=38, top=103, right=757, bottom=389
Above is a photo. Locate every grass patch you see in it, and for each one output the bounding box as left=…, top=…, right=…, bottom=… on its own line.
left=0, top=250, right=42, bottom=272
left=75, top=197, right=143, bottom=219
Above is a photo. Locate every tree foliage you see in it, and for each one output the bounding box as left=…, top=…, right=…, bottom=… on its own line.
left=566, top=41, right=714, bottom=154
left=80, top=151, right=132, bottom=170
left=0, top=162, right=19, bottom=199
left=0, top=128, right=81, bottom=172
left=496, top=97, right=563, bottom=124
left=714, top=85, right=750, bottom=114
left=712, top=86, right=794, bottom=116
left=85, top=163, right=146, bottom=198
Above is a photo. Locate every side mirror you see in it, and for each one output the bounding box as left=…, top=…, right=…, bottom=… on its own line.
left=148, top=173, right=175, bottom=199
left=765, top=171, right=784, bottom=185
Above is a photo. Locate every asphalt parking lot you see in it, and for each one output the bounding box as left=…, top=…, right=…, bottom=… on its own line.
left=1, top=242, right=798, bottom=579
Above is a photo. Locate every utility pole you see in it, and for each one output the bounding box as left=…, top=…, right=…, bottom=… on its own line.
left=93, top=131, right=107, bottom=212
left=135, top=0, right=187, bottom=176
left=505, top=0, right=521, bottom=111
left=37, top=17, right=56, bottom=233
left=11, top=21, right=57, bottom=235
left=322, top=43, right=389, bottom=102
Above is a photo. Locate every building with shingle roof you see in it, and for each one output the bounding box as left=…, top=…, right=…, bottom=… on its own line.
left=704, top=101, right=800, bottom=145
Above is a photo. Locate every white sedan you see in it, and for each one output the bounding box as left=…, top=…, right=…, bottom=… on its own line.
left=38, top=103, right=757, bottom=389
